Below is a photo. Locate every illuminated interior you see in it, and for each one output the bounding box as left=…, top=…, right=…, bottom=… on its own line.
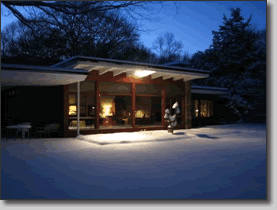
left=201, top=100, right=208, bottom=117
left=195, top=100, right=199, bottom=117
left=135, top=109, right=150, bottom=118
left=194, top=100, right=213, bottom=118
left=100, top=96, right=115, bottom=118
left=69, top=105, right=77, bottom=115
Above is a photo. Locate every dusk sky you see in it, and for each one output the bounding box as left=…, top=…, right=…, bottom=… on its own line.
left=1, top=1, right=267, bottom=56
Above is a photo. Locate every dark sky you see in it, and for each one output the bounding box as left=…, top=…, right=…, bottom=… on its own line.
left=139, top=1, right=266, bottom=56
left=1, top=1, right=267, bottom=56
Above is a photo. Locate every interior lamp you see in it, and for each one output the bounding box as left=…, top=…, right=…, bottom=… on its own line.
left=134, top=70, right=155, bottom=78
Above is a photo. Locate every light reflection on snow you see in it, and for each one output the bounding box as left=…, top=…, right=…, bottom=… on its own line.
left=99, top=133, right=147, bottom=141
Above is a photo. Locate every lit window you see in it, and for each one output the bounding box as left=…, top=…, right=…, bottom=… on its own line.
left=69, top=105, right=77, bottom=115
left=195, top=100, right=199, bottom=117
left=201, top=100, right=208, bottom=117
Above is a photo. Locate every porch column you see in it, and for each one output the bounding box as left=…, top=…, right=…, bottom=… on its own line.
left=63, top=85, right=69, bottom=137
left=5, top=91, right=8, bottom=120
left=198, top=99, right=201, bottom=118
left=184, top=81, right=192, bottom=129
left=162, top=88, right=166, bottom=128
left=131, top=83, right=136, bottom=128
left=77, top=81, right=80, bottom=136
left=182, top=96, right=186, bottom=127
left=95, top=80, right=100, bottom=129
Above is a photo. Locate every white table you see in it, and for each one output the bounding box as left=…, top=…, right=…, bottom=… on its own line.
left=6, top=125, right=31, bottom=139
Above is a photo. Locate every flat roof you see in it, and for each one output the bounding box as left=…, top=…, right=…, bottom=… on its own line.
left=52, top=56, right=211, bottom=74
left=191, top=85, right=229, bottom=95
left=191, top=85, right=228, bottom=91
left=52, top=56, right=210, bottom=82
left=1, top=63, right=89, bottom=87
left=2, top=63, right=89, bottom=75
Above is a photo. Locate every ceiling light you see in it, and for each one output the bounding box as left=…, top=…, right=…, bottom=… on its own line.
left=134, top=70, right=156, bottom=78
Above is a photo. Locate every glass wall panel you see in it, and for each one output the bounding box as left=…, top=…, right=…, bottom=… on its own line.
left=136, top=84, right=161, bottom=95
left=69, top=94, right=76, bottom=105
left=165, top=83, right=185, bottom=97
left=200, top=100, right=208, bottom=117
left=87, top=97, right=96, bottom=117
left=194, top=100, right=199, bottom=117
left=99, top=95, right=132, bottom=129
left=135, top=96, right=162, bottom=126
left=100, top=82, right=131, bottom=94
left=208, top=101, right=213, bottom=117
left=68, top=81, right=95, bottom=92
left=68, top=92, right=96, bottom=130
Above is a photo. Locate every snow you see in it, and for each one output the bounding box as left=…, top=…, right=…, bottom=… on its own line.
left=1, top=123, right=266, bottom=199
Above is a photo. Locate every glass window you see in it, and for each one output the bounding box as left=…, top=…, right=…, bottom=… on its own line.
left=135, top=96, right=162, bottom=126
left=80, top=105, right=86, bottom=116
left=200, top=100, right=208, bottom=117
left=99, top=95, right=132, bottom=128
left=68, top=81, right=95, bottom=92
left=69, top=105, right=77, bottom=115
left=165, top=83, right=185, bottom=97
left=69, top=94, right=76, bottom=105
left=100, top=82, right=131, bottom=94
left=68, top=94, right=88, bottom=116
left=208, top=101, right=213, bottom=117
left=87, top=97, right=96, bottom=116
left=81, top=95, right=86, bottom=105
left=195, top=100, right=199, bottom=117
left=199, top=100, right=213, bottom=118
left=136, top=84, right=161, bottom=95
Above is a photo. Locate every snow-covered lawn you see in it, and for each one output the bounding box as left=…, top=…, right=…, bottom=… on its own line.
left=1, top=123, right=266, bottom=199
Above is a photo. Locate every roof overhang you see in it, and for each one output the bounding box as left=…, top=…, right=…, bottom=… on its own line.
left=191, top=85, right=229, bottom=95
left=53, top=56, right=210, bottom=82
left=1, top=64, right=89, bottom=87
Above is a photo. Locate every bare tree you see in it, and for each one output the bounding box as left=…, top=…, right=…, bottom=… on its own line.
left=152, top=32, right=183, bottom=63
left=1, top=8, right=140, bottom=61
left=1, top=1, right=162, bottom=29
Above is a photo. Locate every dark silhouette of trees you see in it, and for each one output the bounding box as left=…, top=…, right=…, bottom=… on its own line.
left=190, top=8, right=266, bottom=123
left=152, top=32, right=184, bottom=64
left=1, top=1, right=160, bottom=28
left=1, top=1, right=166, bottom=64
left=1, top=9, right=141, bottom=63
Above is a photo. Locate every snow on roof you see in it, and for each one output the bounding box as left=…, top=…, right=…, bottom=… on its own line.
left=2, top=63, right=89, bottom=75
left=191, top=85, right=229, bottom=91
left=52, top=56, right=211, bottom=75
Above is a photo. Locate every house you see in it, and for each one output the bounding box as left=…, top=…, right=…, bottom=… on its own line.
left=1, top=56, right=228, bottom=138
left=163, top=61, right=229, bottom=128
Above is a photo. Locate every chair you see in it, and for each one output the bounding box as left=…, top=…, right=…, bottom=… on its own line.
left=37, top=124, right=51, bottom=138
left=47, top=123, right=60, bottom=137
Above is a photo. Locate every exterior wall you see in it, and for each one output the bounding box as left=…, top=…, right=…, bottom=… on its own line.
left=2, top=86, right=64, bottom=137
left=191, top=93, right=228, bottom=127
left=184, top=81, right=192, bottom=129
left=62, top=70, right=193, bottom=137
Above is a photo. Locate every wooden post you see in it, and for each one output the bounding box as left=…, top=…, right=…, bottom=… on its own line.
left=182, top=96, right=186, bottom=127
left=131, top=83, right=136, bottom=128
left=184, top=81, right=192, bottom=129
left=63, top=85, right=69, bottom=137
left=5, top=91, right=8, bottom=120
left=198, top=99, right=201, bottom=118
left=162, top=88, right=166, bottom=128
left=77, top=81, right=80, bottom=136
left=95, top=80, right=100, bottom=129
